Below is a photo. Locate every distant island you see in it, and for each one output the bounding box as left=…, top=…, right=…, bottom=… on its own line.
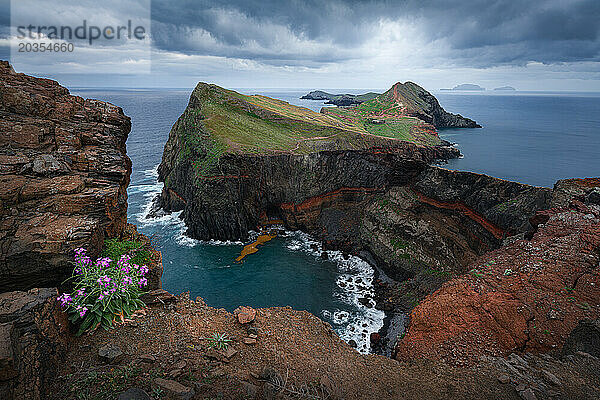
left=441, top=84, right=486, bottom=91
left=300, top=90, right=379, bottom=106
left=494, top=86, right=516, bottom=91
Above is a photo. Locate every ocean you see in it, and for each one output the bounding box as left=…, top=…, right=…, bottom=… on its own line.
left=72, top=87, right=600, bottom=353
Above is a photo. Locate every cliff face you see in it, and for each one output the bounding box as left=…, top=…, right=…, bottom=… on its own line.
left=158, top=83, right=546, bottom=285
left=383, top=82, right=481, bottom=128
left=0, top=61, right=132, bottom=291
left=0, top=288, right=69, bottom=398
left=397, top=178, right=600, bottom=363
left=358, top=168, right=551, bottom=281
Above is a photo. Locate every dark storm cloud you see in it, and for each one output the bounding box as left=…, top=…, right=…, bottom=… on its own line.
left=150, top=0, right=600, bottom=67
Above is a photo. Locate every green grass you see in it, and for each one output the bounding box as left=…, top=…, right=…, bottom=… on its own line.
left=168, top=83, right=444, bottom=177
left=101, top=238, right=151, bottom=267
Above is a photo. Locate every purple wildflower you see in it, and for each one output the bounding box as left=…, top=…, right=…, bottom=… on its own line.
left=138, top=277, right=147, bottom=287
left=56, top=293, right=72, bottom=307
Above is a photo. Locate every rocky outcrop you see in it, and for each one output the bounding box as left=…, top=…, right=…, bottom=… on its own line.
left=0, top=61, right=132, bottom=291
left=396, top=179, right=600, bottom=364
left=391, top=82, right=481, bottom=128
left=359, top=168, right=551, bottom=281
left=0, top=288, right=69, bottom=400
left=300, top=90, right=379, bottom=106
left=158, top=82, right=546, bottom=287
left=561, top=319, right=600, bottom=357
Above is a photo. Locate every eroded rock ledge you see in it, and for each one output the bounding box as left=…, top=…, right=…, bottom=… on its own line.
left=157, top=82, right=543, bottom=284
left=397, top=178, right=600, bottom=364
left=0, top=61, right=132, bottom=291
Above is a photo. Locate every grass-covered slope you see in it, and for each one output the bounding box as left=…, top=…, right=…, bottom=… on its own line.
left=170, top=82, right=442, bottom=161
left=323, top=82, right=481, bottom=129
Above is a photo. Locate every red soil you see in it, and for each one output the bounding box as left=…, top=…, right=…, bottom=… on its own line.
left=397, top=191, right=600, bottom=365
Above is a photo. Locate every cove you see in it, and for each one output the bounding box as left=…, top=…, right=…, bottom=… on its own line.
left=72, top=88, right=383, bottom=354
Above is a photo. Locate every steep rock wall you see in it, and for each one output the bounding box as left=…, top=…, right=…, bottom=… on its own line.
left=396, top=179, right=600, bottom=363
left=0, top=61, right=132, bottom=291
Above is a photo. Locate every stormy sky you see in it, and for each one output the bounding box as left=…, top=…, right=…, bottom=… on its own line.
left=1, top=0, right=599, bottom=90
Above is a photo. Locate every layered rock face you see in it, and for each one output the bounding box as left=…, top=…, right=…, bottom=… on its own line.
left=161, top=150, right=457, bottom=242
left=158, top=83, right=548, bottom=285
left=388, top=82, right=481, bottom=128
left=397, top=178, right=600, bottom=363
left=0, top=288, right=69, bottom=399
left=0, top=61, right=132, bottom=291
left=359, top=168, right=551, bottom=280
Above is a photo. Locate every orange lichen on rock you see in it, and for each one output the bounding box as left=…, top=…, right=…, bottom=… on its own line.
left=235, top=232, right=277, bottom=262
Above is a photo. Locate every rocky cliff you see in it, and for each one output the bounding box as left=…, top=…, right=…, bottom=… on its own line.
left=157, top=82, right=461, bottom=240
left=302, top=83, right=481, bottom=129
left=397, top=178, right=600, bottom=364
left=158, top=82, right=546, bottom=287
left=388, top=82, right=481, bottom=128
left=0, top=61, right=132, bottom=291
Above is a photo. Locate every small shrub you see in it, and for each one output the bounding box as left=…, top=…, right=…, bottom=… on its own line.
left=207, top=332, right=232, bottom=350
left=57, top=247, right=149, bottom=336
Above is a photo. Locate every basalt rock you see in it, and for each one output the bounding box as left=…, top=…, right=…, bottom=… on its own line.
left=0, top=287, right=69, bottom=400
left=0, top=61, right=133, bottom=291
left=396, top=180, right=600, bottom=364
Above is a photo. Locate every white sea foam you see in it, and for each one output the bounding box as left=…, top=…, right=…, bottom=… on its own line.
left=133, top=166, right=384, bottom=354
left=133, top=166, right=243, bottom=248
left=285, top=230, right=384, bottom=354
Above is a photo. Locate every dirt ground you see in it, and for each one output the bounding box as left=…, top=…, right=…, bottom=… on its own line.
left=49, top=294, right=600, bottom=400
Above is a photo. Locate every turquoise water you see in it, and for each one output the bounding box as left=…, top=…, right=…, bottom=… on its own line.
left=71, top=88, right=600, bottom=354
left=72, top=88, right=383, bottom=354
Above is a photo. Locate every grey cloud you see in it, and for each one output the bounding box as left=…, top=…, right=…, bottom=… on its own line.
left=150, top=0, right=600, bottom=66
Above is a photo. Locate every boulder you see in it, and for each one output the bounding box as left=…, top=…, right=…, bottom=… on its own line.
left=98, top=343, right=124, bottom=364
left=234, top=306, right=256, bottom=324
left=154, top=378, right=194, bottom=400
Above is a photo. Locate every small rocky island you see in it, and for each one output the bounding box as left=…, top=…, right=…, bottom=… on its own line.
left=441, top=83, right=486, bottom=91
left=494, top=86, right=517, bottom=91
left=300, top=90, right=379, bottom=106
left=1, top=62, right=600, bottom=399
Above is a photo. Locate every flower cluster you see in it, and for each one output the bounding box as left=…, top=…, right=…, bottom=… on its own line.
left=57, top=247, right=149, bottom=335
